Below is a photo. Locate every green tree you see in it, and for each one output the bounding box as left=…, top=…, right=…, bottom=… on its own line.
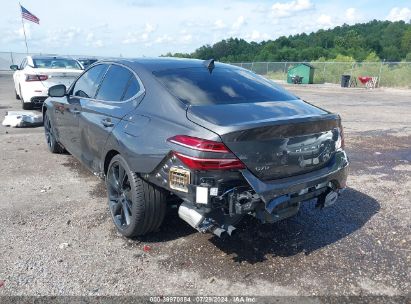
left=164, top=20, right=411, bottom=62
left=401, top=28, right=411, bottom=54
left=364, top=51, right=380, bottom=61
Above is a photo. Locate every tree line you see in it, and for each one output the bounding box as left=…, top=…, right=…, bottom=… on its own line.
left=164, top=20, right=411, bottom=62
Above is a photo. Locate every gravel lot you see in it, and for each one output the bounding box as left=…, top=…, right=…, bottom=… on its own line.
left=0, top=73, right=410, bottom=299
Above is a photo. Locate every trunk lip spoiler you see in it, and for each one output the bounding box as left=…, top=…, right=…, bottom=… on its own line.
left=241, top=150, right=349, bottom=203
left=186, top=99, right=339, bottom=132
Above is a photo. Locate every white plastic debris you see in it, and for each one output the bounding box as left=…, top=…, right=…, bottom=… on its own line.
left=2, top=111, right=43, bottom=128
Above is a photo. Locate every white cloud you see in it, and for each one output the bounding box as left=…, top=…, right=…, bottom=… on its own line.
left=17, top=23, right=31, bottom=39
left=0, top=0, right=400, bottom=57
left=44, top=27, right=82, bottom=47
left=232, top=16, right=246, bottom=30
left=86, top=32, right=94, bottom=42
left=386, top=7, right=411, bottom=22
left=179, top=32, right=192, bottom=44
left=345, top=8, right=363, bottom=24
left=93, top=39, right=104, bottom=48
left=154, top=34, right=173, bottom=44
left=317, top=14, right=333, bottom=27
left=213, top=20, right=226, bottom=30
left=144, top=23, right=157, bottom=34
left=246, top=30, right=270, bottom=41
left=346, top=8, right=356, bottom=21
left=250, top=30, right=261, bottom=40
left=271, top=0, right=313, bottom=18
left=122, top=23, right=157, bottom=44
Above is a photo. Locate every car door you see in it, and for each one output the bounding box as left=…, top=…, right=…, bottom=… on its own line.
left=78, top=64, right=143, bottom=172
left=56, top=64, right=109, bottom=158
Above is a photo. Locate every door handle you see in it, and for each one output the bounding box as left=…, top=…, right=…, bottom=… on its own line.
left=101, top=118, right=114, bottom=128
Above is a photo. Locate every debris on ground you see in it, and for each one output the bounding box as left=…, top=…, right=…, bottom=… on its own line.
left=40, top=186, right=52, bottom=193
left=59, top=243, right=71, bottom=249
left=143, top=245, right=151, bottom=252
left=2, top=111, right=42, bottom=128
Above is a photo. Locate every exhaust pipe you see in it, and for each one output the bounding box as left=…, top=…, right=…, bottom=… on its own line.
left=178, top=202, right=204, bottom=229
left=178, top=202, right=237, bottom=237
left=324, top=190, right=339, bottom=207
left=317, top=190, right=339, bottom=208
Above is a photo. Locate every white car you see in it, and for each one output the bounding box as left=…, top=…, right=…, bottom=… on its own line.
left=10, top=56, right=84, bottom=109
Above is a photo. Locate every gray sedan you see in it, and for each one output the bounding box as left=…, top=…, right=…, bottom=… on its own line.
left=43, top=58, right=349, bottom=237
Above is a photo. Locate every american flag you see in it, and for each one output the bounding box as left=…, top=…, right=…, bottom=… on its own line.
left=20, top=5, right=40, bottom=24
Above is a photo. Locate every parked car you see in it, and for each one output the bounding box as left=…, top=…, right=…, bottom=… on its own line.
left=43, top=58, right=349, bottom=238
left=10, top=56, right=83, bottom=109
left=77, top=58, right=99, bottom=69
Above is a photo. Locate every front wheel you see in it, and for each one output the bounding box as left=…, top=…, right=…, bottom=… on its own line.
left=106, top=154, right=167, bottom=237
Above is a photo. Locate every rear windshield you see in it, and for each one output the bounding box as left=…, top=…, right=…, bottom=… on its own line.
left=153, top=67, right=296, bottom=105
left=33, top=58, right=82, bottom=70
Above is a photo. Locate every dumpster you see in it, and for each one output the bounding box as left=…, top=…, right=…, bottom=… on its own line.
left=341, top=75, right=351, bottom=87
left=287, top=63, right=315, bottom=84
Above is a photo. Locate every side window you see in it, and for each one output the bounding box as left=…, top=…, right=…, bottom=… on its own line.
left=72, top=64, right=108, bottom=98
left=96, top=65, right=132, bottom=102
left=122, top=77, right=140, bottom=100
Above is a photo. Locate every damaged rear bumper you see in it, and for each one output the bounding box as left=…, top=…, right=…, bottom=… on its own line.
left=241, top=150, right=349, bottom=204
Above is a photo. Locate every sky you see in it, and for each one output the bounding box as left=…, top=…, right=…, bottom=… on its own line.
left=1, top=0, right=411, bottom=57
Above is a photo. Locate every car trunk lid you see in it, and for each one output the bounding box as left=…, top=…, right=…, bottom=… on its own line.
left=186, top=100, right=341, bottom=180
left=34, top=68, right=82, bottom=88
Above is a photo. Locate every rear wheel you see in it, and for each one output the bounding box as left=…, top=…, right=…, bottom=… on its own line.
left=22, top=102, right=32, bottom=110
left=106, top=154, right=167, bottom=237
left=15, top=90, right=20, bottom=100
left=19, top=85, right=32, bottom=110
left=44, top=111, right=64, bottom=153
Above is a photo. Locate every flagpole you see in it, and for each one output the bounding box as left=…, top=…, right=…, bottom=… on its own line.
left=19, top=3, right=29, bottom=54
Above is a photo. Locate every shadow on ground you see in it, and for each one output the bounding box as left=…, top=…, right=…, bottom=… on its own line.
left=209, top=187, right=379, bottom=262
left=62, top=156, right=380, bottom=264
left=155, top=187, right=379, bottom=268
left=137, top=206, right=197, bottom=242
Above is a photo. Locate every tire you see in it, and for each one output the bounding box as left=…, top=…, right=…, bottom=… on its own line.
left=19, top=85, right=32, bottom=110
left=44, top=111, right=64, bottom=154
left=106, top=154, right=167, bottom=237
left=15, top=90, right=20, bottom=100
left=22, top=102, right=32, bottom=110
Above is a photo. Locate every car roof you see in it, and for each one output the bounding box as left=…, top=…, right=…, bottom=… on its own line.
left=100, top=57, right=236, bottom=72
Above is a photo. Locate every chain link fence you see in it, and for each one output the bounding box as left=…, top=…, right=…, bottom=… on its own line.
left=231, top=61, right=411, bottom=88
left=1, top=52, right=410, bottom=87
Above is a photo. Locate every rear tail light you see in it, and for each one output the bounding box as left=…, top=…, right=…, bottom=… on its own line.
left=25, top=74, right=48, bottom=82
left=168, top=135, right=245, bottom=170
left=174, top=153, right=245, bottom=170
left=168, top=135, right=229, bottom=153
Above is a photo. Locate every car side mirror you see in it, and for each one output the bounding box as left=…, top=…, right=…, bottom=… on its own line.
left=10, top=65, right=19, bottom=71
left=48, top=84, right=67, bottom=97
